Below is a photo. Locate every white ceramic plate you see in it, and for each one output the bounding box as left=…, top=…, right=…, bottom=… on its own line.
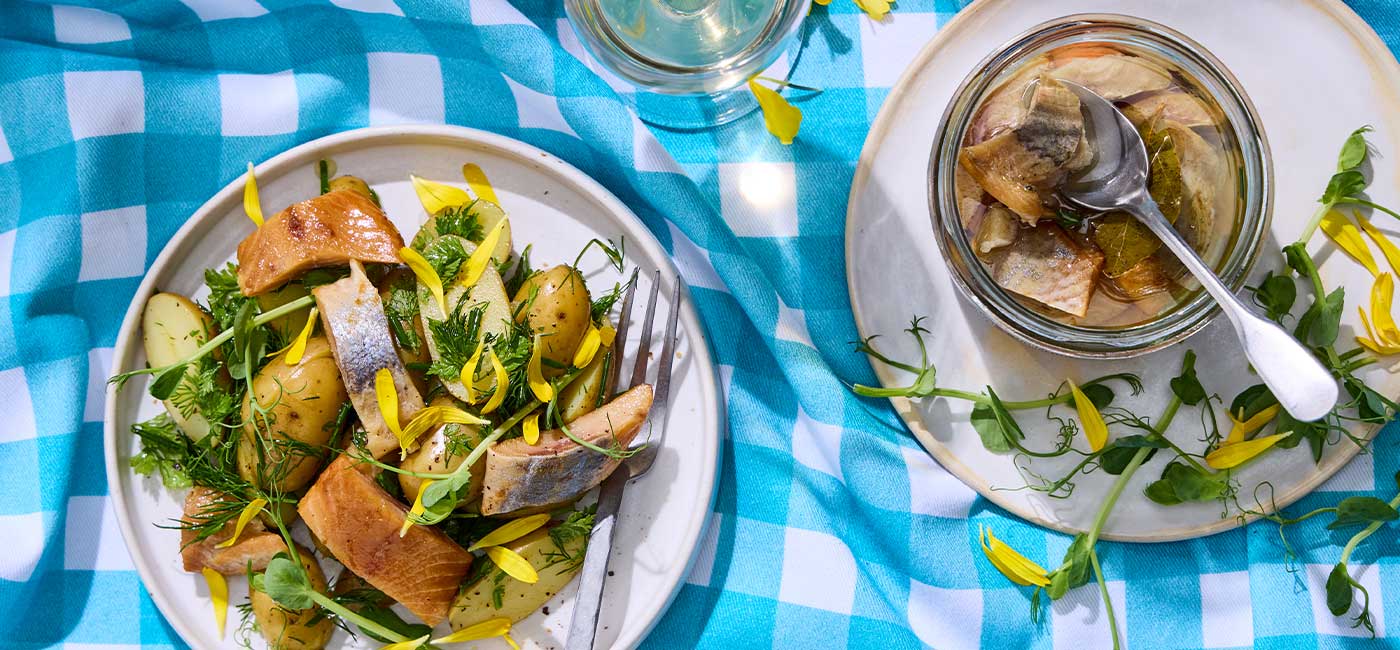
left=104, top=126, right=722, bottom=648
left=847, top=0, right=1400, bottom=541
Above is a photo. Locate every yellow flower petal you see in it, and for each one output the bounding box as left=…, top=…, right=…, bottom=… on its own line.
left=573, top=323, right=602, bottom=368
left=523, top=412, right=541, bottom=445
left=462, top=163, right=499, bottom=206
left=483, top=350, right=509, bottom=414
left=599, top=323, right=617, bottom=347
left=398, top=405, right=489, bottom=456
left=1321, top=210, right=1379, bottom=276
left=1372, top=274, right=1400, bottom=346
left=813, top=0, right=831, bottom=5
left=215, top=498, right=267, bottom=549
left=978, top=526, right=1049, bottom=587
left=503, top=634, right=522, bottom=650
left=283, top=307, right=319, bottom=366
left=201, top=568, right=228, bottom=638
left=469, top=513, right=551, bottom=551
left=1356, top=211, right=1400, bottom=276
left=376, top=368, right=402, bottom=440
left=528, top=333, right=555, bottom=403
left=1206, top=433, right=1291, bottom=469
left=461, top=218, right=509, bottom=288
left=1069, top=380, right=1107, bottom=452
left=411, top=174, right=471, bottom=215
left=1226, top=404, right=1281, bottom=444
left=432, top=618, right=513, bottom=644
left=400, top=246, right=446, bottom=316
left=485, top=545, right=539, bottom=584
left=853, top=0, right=891, bottom=21
left=401, top=479, right=433, bottom=537
left=380, top=634, right=429, bottom=650
left=243, top=162, right=264, bottom=227
left=748, top=79, right=802, bottom=145
left=462, top=339, right=487, bottom=404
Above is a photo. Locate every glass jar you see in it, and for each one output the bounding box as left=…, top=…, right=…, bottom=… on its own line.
left=928, top=14, right=1271, bottom=358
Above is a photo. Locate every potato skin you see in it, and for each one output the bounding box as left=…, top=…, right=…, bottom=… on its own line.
left=558, top=347, right=608, bottom=422
left=250, top=548, right=333, bottom=650
left=238, top=337, right=348, bottom=493
left=399, top=397, right=485, bottom=506
left=327, top=175, right=373, bottom=200
left=512, top=265, right=591, bottom=368
left=448, top=527, right=586, bottom=628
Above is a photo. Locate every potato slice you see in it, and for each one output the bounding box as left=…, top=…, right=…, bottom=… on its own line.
left=410, top=200, right=512, bottom=265
left=142, top=293, right=219, bottom=441
left=448, top=527, right=586, bottom=629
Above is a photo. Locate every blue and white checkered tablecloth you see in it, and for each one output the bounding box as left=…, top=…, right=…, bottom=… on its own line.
left=6, top=0, right=1400, bottom=648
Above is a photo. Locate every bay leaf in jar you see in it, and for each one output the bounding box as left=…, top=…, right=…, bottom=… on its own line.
left=1092, top=116, right=1183, bottom=277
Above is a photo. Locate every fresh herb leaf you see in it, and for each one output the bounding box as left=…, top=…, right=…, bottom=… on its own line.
left=1338, top=126, right=1371, bottom=171
left=425, top=300, right=486, bottom=380
left=383, top=278, right=423, bottom=351
left=1327, top=562, right=1354, bottom=616
left=1327, top=496, right=1399, bottom=529
left=1229, top=384, right=1277, bottom=421
left=422, top=236, right=471, bottom=285
left=130, top=414, right=193, bottom=488
left=435, top=203, right=485, bottom=242
left=1169, top=350, right=1206, bottom=406
left=970, top=403, right=1011, bottom=453
left=1249, top=272, right=1297, bottom=323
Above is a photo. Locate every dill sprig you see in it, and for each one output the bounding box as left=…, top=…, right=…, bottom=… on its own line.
left=426, top=300, right=487, bottom=380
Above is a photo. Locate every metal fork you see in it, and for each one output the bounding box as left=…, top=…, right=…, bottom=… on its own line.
left=565, top=269, right=681, bottom=650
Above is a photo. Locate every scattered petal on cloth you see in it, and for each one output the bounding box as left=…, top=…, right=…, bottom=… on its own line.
left=3, top=1, right=1400, bottom=649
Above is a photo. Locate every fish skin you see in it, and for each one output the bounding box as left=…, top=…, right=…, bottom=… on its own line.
left=314, top=260, right=425, bottom=459
left=179, top=486, right=286, bottom=575
left=992, top=224, right=1104, bottom=318
left=236, top=189, right=405, bottom=296
left=480, top=384, right=654, bottom=516
left=299, top=456, right=473, bottom=626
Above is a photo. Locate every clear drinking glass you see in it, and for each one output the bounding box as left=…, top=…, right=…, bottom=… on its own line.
left=564, top=0, right=811, bottom=128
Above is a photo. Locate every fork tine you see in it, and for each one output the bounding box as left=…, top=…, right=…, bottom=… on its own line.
left=603, top=269, right=639, bottom=398
left=645, top=280, right=682, bottom=447
left=628, top=271, right=662, bottom=388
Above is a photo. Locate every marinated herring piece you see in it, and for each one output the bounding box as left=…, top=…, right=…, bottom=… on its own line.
left=991, top=224, right=1105, bottom=318
left=236, top=189, right=405, bottom=296
left=179, top=487, right=286, bottom=575
left=1048, top=51, right=1172, bottom=100
left=959, top=77, right=1087, bottom=221
left=480, top=384, right=653, bottom=516
left=973, top=204, right=1019, bottom=254
left=298, top=456, right=474, bottom=626
left=1129, top=90, right=1217, bottom=128
left=314, top=260, right=425, bottom=459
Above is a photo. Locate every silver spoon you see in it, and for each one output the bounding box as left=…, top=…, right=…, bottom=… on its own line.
left=1057, top=80, right=1337, bottom=422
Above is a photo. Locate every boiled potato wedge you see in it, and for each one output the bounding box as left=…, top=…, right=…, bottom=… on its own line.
left=250, top=548, right=333, bottom=650
left=418, top=262, right=513, bottom=404
left=328, top=175, right=373, bottom=201
left=237, top=337, right=347, bottom=493
left=410, top=200, right=511, bottom=264
left=399, top=396, right=486, bottom=506
left=557, top=316, right=613, bottom=422
left=142, top=292, right=220, bottom=441
left=256, top=282, right=313, bottom=342
left=513, top=265, right=591, bottom=368
left=448, top=527, right=586, bottom=628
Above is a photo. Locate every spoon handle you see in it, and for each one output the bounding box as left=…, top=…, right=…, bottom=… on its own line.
left=1125, top=197, right=1338, bottom=422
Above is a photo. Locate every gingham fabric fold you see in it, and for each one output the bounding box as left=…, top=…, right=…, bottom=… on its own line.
left=2, top=0, right=1400, bottom=648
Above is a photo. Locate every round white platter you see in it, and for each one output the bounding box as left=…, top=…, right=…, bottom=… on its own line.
left=104, top=125, right=722, bottom=648
left=846, top=0, right=1400, bottom=541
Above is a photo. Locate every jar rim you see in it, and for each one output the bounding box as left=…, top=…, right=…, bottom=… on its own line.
left=927, top=13, right=1273, bottom=359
